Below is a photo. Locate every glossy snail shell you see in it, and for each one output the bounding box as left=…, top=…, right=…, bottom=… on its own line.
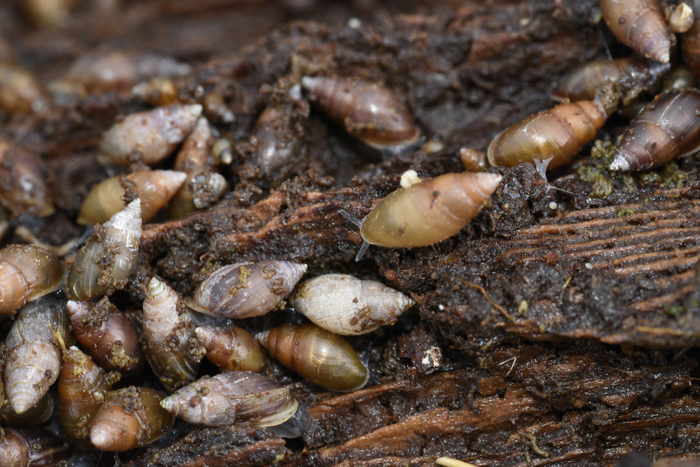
left=302, top=75, right=421, bottom=153
left=195, top=325, right=266, bottom=372
left=293, top=274, right=414, bottom=335
left=98, top=104, right=202, bottom=167
left=189, top=261, right=307, bottom=319
left=160, top=371, right=298, bottom=427
left=601, top=0, right=673, bottom=63
left=89, top=387, right=173, bottom=452
left=610, top=89, right=700, bottom=171
left=257, top=323, right=369, bottom=392
left=0, top=428, right=70, bottom=466
left=486, top=100, right=607, bottom=170
left=252, top=103, right=303, bottom=176
left=142, top=277, right=204, bottom=391
left=66, top=199, right=142, bottom=301
left=359, top=172, right=502, bottom=248
left=78, top=170, right=186, bottom=225
left=0, top=244, right=62, bottom=316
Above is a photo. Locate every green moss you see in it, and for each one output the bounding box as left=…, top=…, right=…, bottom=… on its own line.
left=616, top=207, right=637, bottom=217
left=577, top=165, right=614, bottom=198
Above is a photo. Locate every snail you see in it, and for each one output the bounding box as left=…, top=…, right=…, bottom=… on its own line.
left=683, top=0, right=700, bottom=78
left=0, top=428, right=70, bottom=466
left=609, top=89, right=700, bottom=171
left=160, top=371, right=298, bottom=427
left=89, top=386, right=173, bottom=452
left=195, top=325, right=266, bottom=372
left=0, top=347, right=54, bottom=427
left=346, top=171, right=502, bottom=260
left=257, top=323, right=369, bottom=392
left=58, top=346, right=121, bottom=441
left=78, top=170, right=185, bottom=225
left=0, top=63, right=47, bottom=114
left=66, top=298, right=143, bottom=373
left=251, top=100, right=304, bottom=177
left=0, top=140, right=54, bottom=217
left=66, top=199, right=142, bottom=301
left=600, top=0, right=673, bottom=63
left=551, top=57, right=670, bottom=105
left=292, top=273, right=414, bottom=335
left=301, top=75, right=421, bottom=153
left=4, top=294, right=71, bottom=414
left=142, top=277, right=204, bottom=391
left=661, top=66, right=696, bottom=91
left=188, top=261, right=307, bottom=319
left=459, top=148, right=487, bottom=172
left=0, top=244, right=62, bottom=316
left=668, top=2, right=694, bottom=33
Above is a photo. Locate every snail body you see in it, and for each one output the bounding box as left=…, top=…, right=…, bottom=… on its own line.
left=78, top=170, right=186, bottom=225
left=601, top=0, right=673, bottom=63
left=0, top=244, right=62, bottom=316
left=0, top=140, right=54, bottom=217
left=142, top=277, right=204, bottom=391
left=4, top=295, right=71, bottom=414
left=486, top=101, right=607, bottom=170
left=66, top=299, right=143, bottom=372
left=293, top=274, right=414, bottom=335
left=66, top=199, right=142, bottom=301
left=58, top=346, right=121, bottom=441
left=610, top=89, right=700, bottom=171
left=551, top=57, right=670, bottom=104
left=302, top=75, right=421, bottom=153
left=257, top=324, right=369, bottom=392
left=89, top=386, right=173, bottom=452
left=189, top=261, right=307, bottom=319
left=98, top=104, right=202, bottom=167
left=358, top=172, right=502, bottom=249
left=160, top=371, right=298, bottom=427
left=195, top=325, right=266, bottom=372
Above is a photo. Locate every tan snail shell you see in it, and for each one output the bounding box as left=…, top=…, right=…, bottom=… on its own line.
left=601, top=0, right=673, bottom=63
left=0, top=346, right=54, bottom=427
left=0, top=63, right=47, bottom=114
left=0, top=139, right=54, bottom=217
left=78, top=170, right=186, bottom=225
left=160, top=371, right=298, bottom=427
left=257, top=323, right=369, bottom=392
left=4, top=295, right=71, bottom=414
left=0, top=428, right=70, bottom=466
left=459, top=148, right=487, bottom=172
left=142, top=277, right=204, bottom=391
left=66, top=199, right=142, bottom=301
left=487, top=100, right=607, bottom=170
left=302, top=75, right=421, bottom=153
left=0, top=244, right=62, bottom=316
left=668, top=2, right=694, bottom=33
left=195, top=325, right=266, bottom=372
left=610, top=89, right=700, bottom=171
left=358, top=172, right=502, bottom=249
left=89, top=386, right=174, bottom=452
left=58, top=346, right=121, bottom=441
left=189, top=261, right=307, bottom=319
left=293, top=274, right=414, bottom=335
left=66, top=298, right=143, bottom=373
left=98, top=104, right=202, bottom=167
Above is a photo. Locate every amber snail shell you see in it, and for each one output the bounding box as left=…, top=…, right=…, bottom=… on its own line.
left=0, top=244, right=62, bottom=316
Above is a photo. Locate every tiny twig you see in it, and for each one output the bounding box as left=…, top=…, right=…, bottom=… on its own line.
left=435, top=457, right=478, bottom=467
left=462, top=280, right=515, bottom=322
left=498, top=356, right=518, bottom=376
left=521, top=432, right=550, bottom=458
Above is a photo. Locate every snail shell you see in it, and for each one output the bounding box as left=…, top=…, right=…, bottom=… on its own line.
left=661, top=66, right=696, bottom=92
left=459, top=148, right=487, bottom=172
left=668, top=2, right=694, bottom=33
left=0, top=347, right=54, bottom=427
left=610, top=89, right=700, bottom=171
left=66, top=298, right=143, bottom=372
left=252, top=102, right=304, bottom=177
left=89, top=386, right=173, bottom=452
left=293, top=274, right=414, bottom=335
left=78, top=170, right=186, bottom=225
left=142, top=277, right=204, bottom=391
left=4, top=295, right=71, bottom=414
left=551, top=57, right=670, bottom=105
left=169, top=171, right=228, bottom=219
left=160, top=371, right=298, bottom=427
left=683, top=0, right=700, bottom=78
left=66, top=199, right=142, bottom=301
left=189, top=261, right=307, bottom=319
left=257, top=323, right=369, bottom=392
left=601, top=0, right=673, bottom=63
left=0, top=428, right=70, bottom=466
left=302, top=75, right=421, bottom=153
left=58, top=346, right=121, bottom=441
left=195, top=325, right=266, bottom=372
left=359, top=172, right=502, bottom=248
left=486, top=100, right=607, bottom=170
left=98, top=104, right=202, bottom=167
left=0, top=63, right=47, bottom=114
left=0, top=244, right=62, bottom=316
left=0, top=139, right=54, bottom=217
